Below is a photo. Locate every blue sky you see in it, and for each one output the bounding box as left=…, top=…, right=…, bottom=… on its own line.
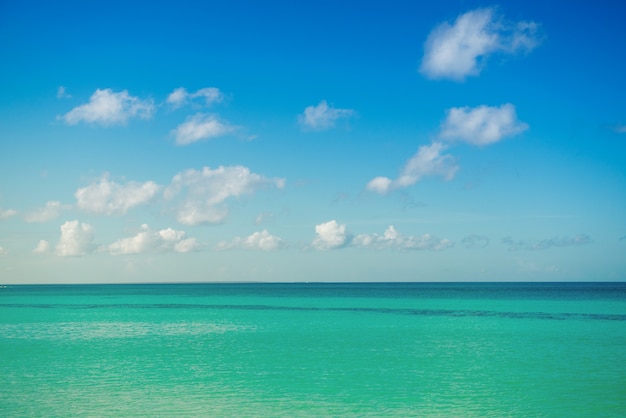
left=1, top=0, right=625, bottom=283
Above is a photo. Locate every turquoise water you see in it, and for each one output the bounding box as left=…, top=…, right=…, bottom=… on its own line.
left=1, top=283, right=625, bottom=416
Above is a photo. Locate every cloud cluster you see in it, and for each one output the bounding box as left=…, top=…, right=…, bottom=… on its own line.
left=172, top=113, right=236, bottom=145
left=55, top=220, right=95, bottom=256
left=109, top=224, right=197, bottom=255
left=75, top=176, right=160, bottom=215
left=420, top=7, right=540, bottom=81
left=167, top=87, right=223, bottom=109
left=217, top=229, right=283, bottom=251
left=62, top=89, right=155, bottom=125
left=502, top=234, right=592, bottom=251
left=298, top=100, right=354, bottom=130
left=165, top=166, right=286, bottom=226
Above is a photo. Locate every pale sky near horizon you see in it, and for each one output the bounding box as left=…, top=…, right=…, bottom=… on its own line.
left=1, top=0, right=625, bottom=283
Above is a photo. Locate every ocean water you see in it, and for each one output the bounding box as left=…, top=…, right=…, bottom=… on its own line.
left=1, top=282, right=625, bottom=417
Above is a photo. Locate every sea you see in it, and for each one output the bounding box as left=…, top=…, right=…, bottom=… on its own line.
left=1, top=282, right=625, bottom=417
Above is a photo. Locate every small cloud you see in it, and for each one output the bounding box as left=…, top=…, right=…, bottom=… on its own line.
left=172, top=113, right=236, bottom=145
left=312, top=220, right=351, bottom=250
left=55, top=220, right=95, bottom=257
left=0, top=207, right=18, bottom=220
left=217, top=230, right=284, bottom=251
left=613, top=125, right=626, bottom=134
left=0, top=246, right=7, bottom=255
left=439, top=104, right=528, bottom=146
left=56, top=86, right=71, bottom=99
left=461, top=234, right=490, bottom=248
left=24, top=201, right=68, bottom=223
left=502, top=234, right=592, bottom=251
left=33, top=240, right=51, bottom=254
left=255, top=211, right=275, bottom=225
left=366, top=142, right=458, bottom=194
left=353, top=225, right=453, bottom=251
left=61, top=88, right=155, bottom=126
left=167, top=87, right=224, bottom=109
left=420, top=7, right=541, bottom=81
left=298, top=100, right=354, bottom=130
left=165, top=166, right=286, bottom=226
left=75, top=175, right=160, bottom=215
left=108, top=224, right=197, bottom=255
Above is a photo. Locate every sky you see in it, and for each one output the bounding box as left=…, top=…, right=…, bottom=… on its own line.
left=1, top=0, right=625, bottom=284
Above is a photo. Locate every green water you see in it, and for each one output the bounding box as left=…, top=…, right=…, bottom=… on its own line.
left=1, top=283, right=625, bottom=416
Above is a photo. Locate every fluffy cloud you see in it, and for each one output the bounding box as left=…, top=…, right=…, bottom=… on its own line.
left=502, top=234, right=592, bottom=251
left=108, top=224, right=197, bottom=255
left=167, top=87, right=223, bottom=109
left=172, top=113, right=236, bottom=145
left=298, top=100, right=354, bottom=130
left=366, top=142, right=458, bottom=194
left=312, top=220, right=350, bottom=250
left=62, top=89, right=155, bottom=125
left=217, top=230, right=283, bottom=251
left=24, top=201, right=67, bottom=223
left=75, top=175, right=160, bottom=215
left=165, top=166, right=286, bottom=226
left=461, top=234, right=490, bottom=248
left=0, top=207, right=17, bottom=220
left=353, top=225, right=453, bottom=251
left=33, top=240, right=51, bottom=254
left=439, top=104, right=528, bottom=145
left=420, top=8, right=540, bottom=81
left=55, top=220, right=95, bottom=257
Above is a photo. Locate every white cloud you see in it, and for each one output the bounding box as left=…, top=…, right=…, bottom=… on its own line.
left=0, top=207, right=18, bottom=220
left=255, top=212, right=275, bottom=226
left=33, top=240, right=51, bottom=254
left=502, top=234, right=592, bottom=251
left=55, top=220, right=95, bottom=257
left=167, top=87, right=223, bottom=109
left=172, top=113, right=236, bottom=145
left=366, top=142, right=458, bottom=194
left=165, top=166, right=286, bottom=226
left=439, top=104, right=528, bottom=145
left=24, top=201, right=67, bottom=223
left=75, top=175, right=160, bottom=215
left=56, top=86, right=71, bottom=99
left=312, top=220, right=350, bottom=250
left=298, top=100, right=354, bottom=130
left=217, top=230, right=283, bottom=251
left=0, top=246, right=6, bottom=255
left=62, top=88, right=155, bottom=125
left=420, top=8, right=540, bottom=81
left=353, top=225, right=453, bottom=251
left=461, top=234, right=490, bottom=248
left=108, top=224, right=197, bottom=255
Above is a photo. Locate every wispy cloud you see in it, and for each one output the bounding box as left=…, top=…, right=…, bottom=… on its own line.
left=461, top=234, right=490, bottom=248
left=56, top=86, right=71, bottom=99
left=502, top=234, right=592, bottom=251
left=366, top=142, right=458, bottom=194
left=24, top=201, right=68, bottom=223
left=0, top=207, right=18, bottom=220
left=55, top=220, right=96, bottom=257
left=61, top=88, right=155, bottom=126
left=298, top=100, right=354, bottom=130
left=109, top=224, right=197, bottom=255
left=217, top=230, right=284, bottom=251
left=164, top=166, right=286, bottom=226
left=171, top=113, right=236, bottom=145
left=439, top=104, right=528, bottom=145
left=614, top=125, right=626, bottom=134
left=353, top=225, right=453, bottom=251
left=33, top=240, right=51, bottom=254
left=75, top=175, right=160, bottom=215
left=167, top=87, right=223, bottom=109
left=420, top=7, right=541, bottom=81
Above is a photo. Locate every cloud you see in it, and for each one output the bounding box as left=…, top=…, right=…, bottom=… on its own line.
left=55, top=220, right=95, bottom=256
left=172, top=113, right=236, bottom=145
left=420, top=8, right=540, bottom=81
left=502, top=234, right=592, bottom=251
left=167, top=87, right=223, bottom=109
left=366, top=142, right=458, bottom=194
left=0, top=207, right=17, bottom=220
left=312, top=220, right=350, bottom=250
left=298, top=100, right=354, bottom=130
left=33, top=240, right=51, bottom=254
left=108, top=224, right=197, bottom=255
left=24, top=201, right=67, bottom=223
left=614, top=125, right=626, bottom=134
left=439, top=104, right=528, bottom=145
left=75, top=175, right=160, bottom=215
left=461, top=234, right=490, bottom=248
left=353, top=225, right=453, bottom=251
left=0, top=246, right=6, bottom=255
left=56, top=86, right=71, bottom=99
left=217, top=229, right=284, bottom=251
left=165, top=166, right=286, bottom=226
left=255, top=211, right=275, bottom=225
left=62, top=88, right=155, bottom=125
